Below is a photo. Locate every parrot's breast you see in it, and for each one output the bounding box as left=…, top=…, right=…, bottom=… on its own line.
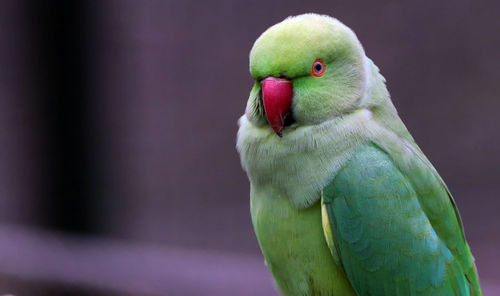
left=237, top=110, right=373, bottom=208
left=250, top=187, right=356, bottom=296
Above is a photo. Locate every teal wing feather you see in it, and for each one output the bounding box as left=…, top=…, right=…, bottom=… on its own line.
left=321, top=143, right=482, bottom=296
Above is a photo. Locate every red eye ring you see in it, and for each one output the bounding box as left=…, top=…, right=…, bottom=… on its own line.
left=311, top=59, right=325, bottom=77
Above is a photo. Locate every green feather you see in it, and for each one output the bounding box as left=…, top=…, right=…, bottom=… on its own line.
left=237, top=13, right=483, bottom=296
left=322, top=144, right=481, bottom=295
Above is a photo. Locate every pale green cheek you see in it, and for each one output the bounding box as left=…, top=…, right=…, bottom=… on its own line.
left=292, top=65, right=364, bottom=125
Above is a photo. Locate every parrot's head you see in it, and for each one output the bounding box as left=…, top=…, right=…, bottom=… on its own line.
left=245, top=13, right=369, bottom=136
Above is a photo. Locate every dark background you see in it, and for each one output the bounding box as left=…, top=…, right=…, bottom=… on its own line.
left=0, top=0, right=498, bottom=295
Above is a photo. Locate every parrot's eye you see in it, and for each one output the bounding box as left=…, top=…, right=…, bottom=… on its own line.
left=311, top=59, right=325, bottom=77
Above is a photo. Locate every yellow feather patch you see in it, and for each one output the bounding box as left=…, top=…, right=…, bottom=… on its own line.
left=321, top=197, right=340, bottom=264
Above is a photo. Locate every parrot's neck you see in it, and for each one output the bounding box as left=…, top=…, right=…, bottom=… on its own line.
left=237, top=109, right=373, bottom=208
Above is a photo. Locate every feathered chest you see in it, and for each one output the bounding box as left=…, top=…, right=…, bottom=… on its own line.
left=237, top=111, right=373, bottom=208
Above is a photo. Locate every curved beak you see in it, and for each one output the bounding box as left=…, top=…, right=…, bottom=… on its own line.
left=261, top=77, right=293, bottom=137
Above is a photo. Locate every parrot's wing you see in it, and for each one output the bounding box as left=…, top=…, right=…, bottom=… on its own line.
left=321, top=143, right=482, bottom=296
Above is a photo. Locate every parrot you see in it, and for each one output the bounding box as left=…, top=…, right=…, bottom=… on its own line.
left=236, top=13, right=482, bottom=296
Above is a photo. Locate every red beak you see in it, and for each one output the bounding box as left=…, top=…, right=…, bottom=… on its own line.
left=261, top=77, right=293, bottom=136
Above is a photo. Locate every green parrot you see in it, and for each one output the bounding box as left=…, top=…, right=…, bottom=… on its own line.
left=237, top=13, right=482, bottom=296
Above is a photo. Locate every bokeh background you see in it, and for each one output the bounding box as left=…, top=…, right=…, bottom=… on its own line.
left=0, top=0, right=499, bottom=295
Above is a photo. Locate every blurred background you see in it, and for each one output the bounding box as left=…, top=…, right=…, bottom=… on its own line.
left=0, top=0, right=499, bottom=295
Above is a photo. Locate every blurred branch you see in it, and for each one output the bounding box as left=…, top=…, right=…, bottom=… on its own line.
left=0, top=223, right=277, bottom=296
left=0, top=223, right=497, bottom=295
